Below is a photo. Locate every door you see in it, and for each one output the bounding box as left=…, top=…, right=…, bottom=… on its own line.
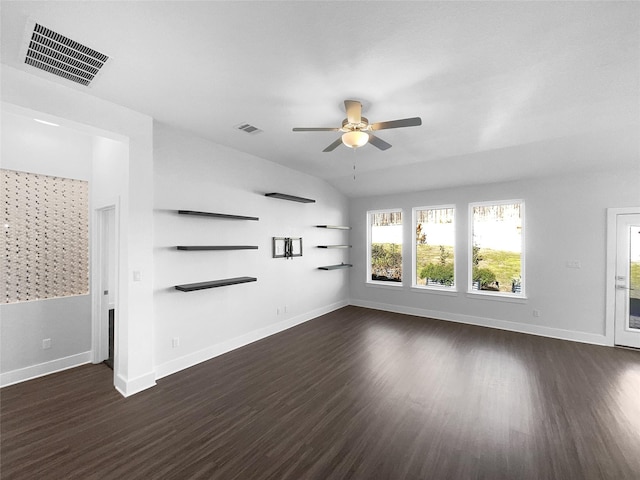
left=99, top=206, right=116, bottom=366
left=614, top=213, right=640, bottom=348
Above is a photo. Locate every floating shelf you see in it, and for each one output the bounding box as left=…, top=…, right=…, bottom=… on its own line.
left=318, top=263, right=353, bottom=270
left=176, top=246, right=258, bottom=251
left=178, top=210, right=259, bottom=221
left=317, top=245, right=352, bottom=249
left=175, top=277, right=257, bottom=292
left=265, top=193, right=315, bottom=203
left=316, top=225, right=351, bottom=230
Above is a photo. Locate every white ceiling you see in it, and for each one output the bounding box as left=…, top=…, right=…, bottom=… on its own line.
left=1, top=1, right=638, bottom=197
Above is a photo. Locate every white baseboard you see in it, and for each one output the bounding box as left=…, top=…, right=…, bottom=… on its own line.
left=155, top=299, right=349, bottom=380
left=0, top=351, right=92, bottom=388
left=349, top=299, right=609, bottom=346
left=114, top=371, right=157, bottom=398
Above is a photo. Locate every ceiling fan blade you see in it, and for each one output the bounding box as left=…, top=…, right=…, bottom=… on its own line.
left=368, top=133, right=392, bottom=151
left=344, top=100, right=362, bottom=124
left=293, top=127, right=340, bottom=132
left=322, top=137, right=344, bottom=152
left=371, top=117, right=422, bottom=130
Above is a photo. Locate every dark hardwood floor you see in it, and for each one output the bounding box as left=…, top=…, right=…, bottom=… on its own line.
left=2, top=306, right=639, bottom=479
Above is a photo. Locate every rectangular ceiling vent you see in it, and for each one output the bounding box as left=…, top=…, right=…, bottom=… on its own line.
left=23, top=23, right=109, bottom=87
left=235, top=123, right=263, bottom=135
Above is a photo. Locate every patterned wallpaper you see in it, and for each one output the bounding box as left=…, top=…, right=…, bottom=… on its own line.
left=1, top=169, right=89, bottom=304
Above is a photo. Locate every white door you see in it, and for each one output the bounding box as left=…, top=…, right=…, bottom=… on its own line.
left=99, top=206, right=116, bottom=363
left=614, top=213, right=640, bottom=348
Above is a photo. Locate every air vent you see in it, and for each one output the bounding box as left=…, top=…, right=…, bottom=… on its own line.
left=235, top=123, right=263, bottom=135
left=23, top=22, right=109, bottom=87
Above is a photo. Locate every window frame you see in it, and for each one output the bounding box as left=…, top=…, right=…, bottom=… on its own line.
left=366, top=208, right=404, bottom=287
left=467, top=199, right=525, bottom=298
left=412, top=204, right=457, bottom=292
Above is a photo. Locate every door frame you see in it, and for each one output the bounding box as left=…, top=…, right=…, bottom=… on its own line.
left=92, top=201, right=120, bottom=364
left=605, top=207, right=640, bottom=346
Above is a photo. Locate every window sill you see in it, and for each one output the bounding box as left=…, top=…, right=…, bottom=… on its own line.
left=466, top=291, right=528, bottom=304
left=366, top=281, right=404, bottom=290
left=411, top=286, right=458, bottom=297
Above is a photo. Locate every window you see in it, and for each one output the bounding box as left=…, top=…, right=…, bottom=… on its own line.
left=470, top=201, right=524, bottom=295
left=413, top=206, right=455, bottom=289
left=368, top=209, right=403, bottom=284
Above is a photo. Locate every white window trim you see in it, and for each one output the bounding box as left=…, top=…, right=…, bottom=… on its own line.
left=468, top=199, right=525, bottom=297
left=411, top=286, right=459, bottom=297
left=412, top=204, right=457, bottom=291
left=466, top=291, right=528, bottom=303
left=366, top=282, right=405, bottom=291
left=366, top=208, right=404, bottom=287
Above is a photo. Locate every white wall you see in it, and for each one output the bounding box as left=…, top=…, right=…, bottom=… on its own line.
left=0, top=297, right=92, bottom=379
left=90, top=136, right=128, bottom=367
left=2, top=66, right=155, bottom=396
left=0, top=109, right=94, bottom=385
left=153, top=123, right=350, bottom=378
left=349, top=169, right=640, bottom=344
left=92, top=136, right=128, bottom=210
left=1, top=109, right=93, bottom=179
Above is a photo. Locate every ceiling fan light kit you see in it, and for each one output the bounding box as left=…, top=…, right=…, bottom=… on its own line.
left=293, top=100, right=422, bottom=152
left=342, top=130, right=369, bottom=149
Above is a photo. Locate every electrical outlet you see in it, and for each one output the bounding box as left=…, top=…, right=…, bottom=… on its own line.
left=277, top=307, right=280, bottom=315
left=172, top=337, right=180, bottom=348
left=42, top=338, right=51, bottom=349
left=565, top=261, right=582, bottom=269
left=284, top=305, right=288, bottom=314
left=533, top=309, right=541, bottom=318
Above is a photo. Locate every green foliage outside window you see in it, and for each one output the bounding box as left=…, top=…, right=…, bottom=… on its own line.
left=472, top=267, right=497, bottom=289
left=419, top=245, right=454, bottom=286
left=371, top=243, right=402, bottom=282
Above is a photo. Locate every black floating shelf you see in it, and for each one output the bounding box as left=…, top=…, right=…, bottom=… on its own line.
left=176, top=246, right=258, bottom=251
left=316, top=225, right=351, bottom=229
left=317, top=245, right=352, bottom=249
left=265, top=193, right=316, bottom=203
left=178, top=210, right=259, bottom=221
left=175, top=277, right=257, bottom=292
left=318, top=263, right=353, bottom=270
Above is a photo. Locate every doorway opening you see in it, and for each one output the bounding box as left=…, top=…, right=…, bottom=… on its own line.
left=96, top=205, right=117, bottom=368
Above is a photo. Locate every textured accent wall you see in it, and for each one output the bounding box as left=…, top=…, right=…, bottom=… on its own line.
left=1, top=169, right=89, bottom=303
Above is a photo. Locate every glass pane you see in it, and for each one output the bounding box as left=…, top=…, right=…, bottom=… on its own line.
left=472, top=202, right=522, bottom=293
left=370, top=211, right=402, bottom=283
left=415, top=208, right=455, bottom=287
left=629, top=225, right=640, bottom=330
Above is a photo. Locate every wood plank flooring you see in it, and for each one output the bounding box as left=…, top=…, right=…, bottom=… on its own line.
left=2, top=306, right=640, bottom=479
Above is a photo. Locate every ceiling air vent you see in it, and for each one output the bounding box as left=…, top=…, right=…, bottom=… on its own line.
left=235, top=123, right=263, bottom=135
left=23, top=22, right=109, bottom=87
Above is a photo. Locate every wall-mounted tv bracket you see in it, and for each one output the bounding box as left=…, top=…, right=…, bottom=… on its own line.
left=273, top=237, right=302, bottom=259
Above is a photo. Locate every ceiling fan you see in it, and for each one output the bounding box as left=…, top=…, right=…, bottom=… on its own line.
left=293, top=100, right=422, bottom=152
